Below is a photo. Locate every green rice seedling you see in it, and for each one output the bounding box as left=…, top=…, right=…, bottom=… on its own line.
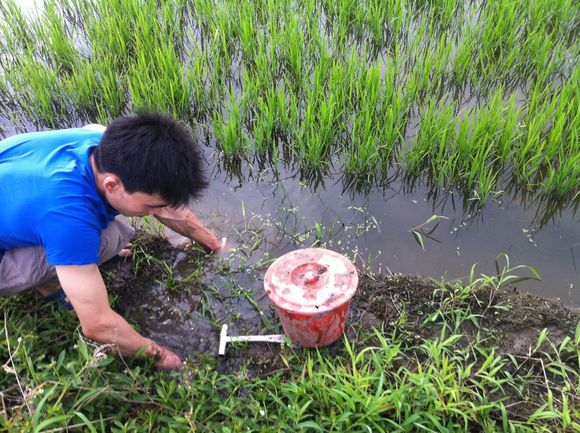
left=357, top=63, right=382, bottom=111
left=205, top=37, right=230, bottom=96
left=236, top=2, right=257, bottom=61
left=78, top=0, right=140, bottom=72
left=201, top=3, right=235, bottom=83
left=294, top=87, right=338, bottom=168
left=184, top=41, right=210, bottom=118
left=304, top=4, right=330, bottom=72
left=475, top=0, right=522, bottom=86
left=37, top=0, right=78, bottom=75
left=541, top=152, right=580, bottom=198
left=98, top=61, right=126, bottom=121
left=265, top=17, right=280, bottom=78
left=523, top=0, right=577, bottom=45
left=63, top=58, right=101, bottom=117
left=512, top=69, right=579, bottom=196
left=240, top=40, right=275, bottom=102
left=212, top=86, right=248, bottom=156
left=324, top=63, right=350, bottom=134
left=190, top=0, right=214, bottom=31
left=464, top=89, right=518, bottom=183
left=389, top=0, right=409, bottom=42
left=5, top=49, right=65, bottom=126
left=469, top=162, right=498, bottom=204
left=251, top=91, right=277, bottom=157
left=493, top=94, right=522, bottom=167
left=378, top=98, right=406, bottom=169
left=513, top=82, right=550, bottom=183
left=345, top=61, right=396, bottom=175
left=430, top=30, right=453, bottom=91
left=408, top=88, right=523, bottom=204
left=535, top=77, right=579, bottom=196
left=322, top=0, right=359, bottom=41
left=280, top=13, right=305, bottom=91
left=458, top=139, right=494, bottom=200
left=254, top=39, right=276, bottom=92
left=239, top=68, right=260, bottom=116
left=128, top=39, right=192, bottom=118
left=269, top=85, right=293, bottom=141
left=405, top=19, right=440, bottom=99
left=352, top=1, right=369, bottom=42
left=345, top=108, right=381, bottom=176
left=452, top=24, right=476, bottom=86
left=324, top=12, right=348, bottom=58
left=405, top=99, right=456, bottom=181
left=0, top=0, right=36, bottom=56
left=519, top=27, right=558, bottom=81
left=416, top=0, right=461, bottom=33
left=340, top=48, right=368, bottom=110
left=365, top=0, right=388, bottom=48
left=158, top=0, right=190, bottom=47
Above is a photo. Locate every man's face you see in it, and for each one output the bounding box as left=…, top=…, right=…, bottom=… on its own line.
left=102, top=176, right=169, bottom=216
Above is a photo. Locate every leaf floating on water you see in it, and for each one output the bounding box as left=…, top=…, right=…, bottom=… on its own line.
left=411, top=230, right=425, bottom=250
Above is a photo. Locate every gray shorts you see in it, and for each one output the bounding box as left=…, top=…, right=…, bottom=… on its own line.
left=0, top=219, right=134, bottom=296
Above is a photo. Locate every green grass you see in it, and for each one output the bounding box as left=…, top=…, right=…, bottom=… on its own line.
left=1, top=253, right=578, bottom=432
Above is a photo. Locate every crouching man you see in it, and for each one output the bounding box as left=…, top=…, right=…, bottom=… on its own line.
left=0, top=113, right=222, bottom=369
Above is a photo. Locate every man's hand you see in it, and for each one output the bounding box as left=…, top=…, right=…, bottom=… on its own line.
left=150, top=206, right=222, bottom=253
left=55, top=264, right=182, bottom=369
left=147, top=343, right=184, bottom=370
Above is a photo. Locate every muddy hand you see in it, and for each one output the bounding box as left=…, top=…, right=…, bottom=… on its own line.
left=178, top=232, right=222, bottom=253
left=154, top=344, right=184, bottom=370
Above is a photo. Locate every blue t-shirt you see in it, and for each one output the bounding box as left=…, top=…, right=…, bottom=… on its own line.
left=0, top=128, right=118, bottom=265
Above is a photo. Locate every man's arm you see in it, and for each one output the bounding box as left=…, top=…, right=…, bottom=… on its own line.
left=150, top=206, right=221, bottom=252
left=55, top=264, right=182, bottom=369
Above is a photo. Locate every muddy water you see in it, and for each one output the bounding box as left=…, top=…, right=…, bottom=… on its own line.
left=198, top=149, right=578, bottom=306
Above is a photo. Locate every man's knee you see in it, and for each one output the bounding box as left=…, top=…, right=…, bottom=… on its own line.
left=98, top=219, right=135, bottom=264
left=0, top=219, right=135, bottom=295
left=0, top=246, right=51, bottom=296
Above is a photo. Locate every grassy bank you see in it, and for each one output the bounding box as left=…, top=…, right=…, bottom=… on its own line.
left=0, top=0, right=578, bottom=205
left=1, top=246, right=578, bottom=432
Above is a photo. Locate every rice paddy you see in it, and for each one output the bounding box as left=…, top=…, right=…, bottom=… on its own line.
left=1, top=2, right=579, bottom=429
left=0, top=0, right=578, bottom=206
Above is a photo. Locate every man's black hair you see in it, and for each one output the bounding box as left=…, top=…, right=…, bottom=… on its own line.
left=94, top=112, right=208, bottom=207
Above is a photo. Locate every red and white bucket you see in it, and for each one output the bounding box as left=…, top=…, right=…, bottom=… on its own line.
left=264, top=248, right=358, bottom=348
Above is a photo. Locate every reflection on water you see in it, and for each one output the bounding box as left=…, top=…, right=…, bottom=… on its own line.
left=1, top=119, right=578, bottom=307
left=206, top=148, right=578, bottom=306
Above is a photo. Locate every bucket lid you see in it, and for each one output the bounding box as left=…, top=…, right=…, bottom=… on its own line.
left=264, top=248, right=358, bottom=315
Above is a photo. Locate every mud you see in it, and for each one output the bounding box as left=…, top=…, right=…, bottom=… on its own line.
left=352, top=273, right=579, bottom=356
left=103, top=233, right=579, bottom=380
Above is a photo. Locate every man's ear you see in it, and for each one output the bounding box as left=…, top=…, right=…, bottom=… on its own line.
left=103, top=175, right=122, bottom=193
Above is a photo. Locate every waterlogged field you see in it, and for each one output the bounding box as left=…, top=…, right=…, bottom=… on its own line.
left=0, top=0, right=578, bottom=203
left=1, top=0, right=579, bottom=431
left=0, top=0, right=578, bottom=301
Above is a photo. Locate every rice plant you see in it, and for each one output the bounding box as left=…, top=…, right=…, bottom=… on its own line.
left=0, top=0, right=577, bottom=203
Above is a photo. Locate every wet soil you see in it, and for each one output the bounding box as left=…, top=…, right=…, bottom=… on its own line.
left=103, top=233, right=579, bottom=380
left=353, top=273, right=579, bottom=355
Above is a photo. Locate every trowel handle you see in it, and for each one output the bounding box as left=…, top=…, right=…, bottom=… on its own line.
left=228, top=335, right=286, bottom=343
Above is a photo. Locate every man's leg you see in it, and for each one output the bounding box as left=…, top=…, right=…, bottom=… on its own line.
left=0, top=219, right=135, bottom=297
left=96, top=219, right=135, bottom=265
